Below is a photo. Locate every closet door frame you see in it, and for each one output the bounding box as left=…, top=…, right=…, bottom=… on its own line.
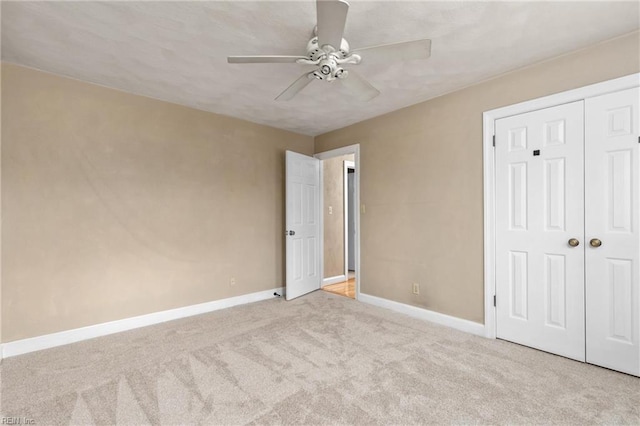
left=482, top=73, right=640, bottom=339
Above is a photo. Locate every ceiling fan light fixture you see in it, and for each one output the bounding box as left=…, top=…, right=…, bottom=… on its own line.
left=335, top=68, right=346, bottom=79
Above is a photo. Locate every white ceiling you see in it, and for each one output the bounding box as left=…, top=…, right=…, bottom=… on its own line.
left=2, top=1, right=639, bottom=136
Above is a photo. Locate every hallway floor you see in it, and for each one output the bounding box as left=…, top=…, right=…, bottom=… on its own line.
left=322, top=278, right=355, bottom=299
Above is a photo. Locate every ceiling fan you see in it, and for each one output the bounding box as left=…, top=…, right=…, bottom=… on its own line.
left=227, top=0, right=431, bottom=102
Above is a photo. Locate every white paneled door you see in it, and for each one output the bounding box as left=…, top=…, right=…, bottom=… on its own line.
left=585, top=87, right=640, bottom=376
left=495, top=101, right=586, bottom=361
left=285, top=151, right=321, bottom=300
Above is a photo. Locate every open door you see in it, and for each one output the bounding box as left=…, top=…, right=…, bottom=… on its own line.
left=346, top=161, right=356, bottom=272
left=285, top=151, right=321, bottom=300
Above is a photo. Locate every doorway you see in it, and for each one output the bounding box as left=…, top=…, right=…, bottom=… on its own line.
left=318, top=155, right=356, bottom=299
left=284, top=144, right=360, bottom=302
left=346, top=161, right=356, bottom=274
left=315, top=145, right=360, bottom=300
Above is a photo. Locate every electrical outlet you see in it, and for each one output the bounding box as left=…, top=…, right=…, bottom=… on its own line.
left=412, top=283, right=420, bottom=295
left=230, top=277, right=236, bottom=286
left=329, top=206, right=333, bottom=215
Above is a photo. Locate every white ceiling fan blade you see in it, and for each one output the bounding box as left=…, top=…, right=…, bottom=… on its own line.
left=275, top=73, right=315, bottom=101
left=353, top=39, right=432, bottom=65
left=316, top=0, right=349, bottom=49
left=340, top=70, right=379, bottom=102
left=227, top=56, right=305, bottom=64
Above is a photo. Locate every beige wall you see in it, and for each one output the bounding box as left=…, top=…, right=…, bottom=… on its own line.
left=0, top=63, right=3, bottom=346
left=315, top=31, right=640, bottom=323
left=1, top=63, right=313, bottom=342
left=322, top=154, right=354, bottom=278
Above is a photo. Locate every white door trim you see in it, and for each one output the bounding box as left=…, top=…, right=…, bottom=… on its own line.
left=315, top=144, right=361, bottom=299
left=344, top=160, right=355, bottom=279
left=483, top=72, right=640, bottom=339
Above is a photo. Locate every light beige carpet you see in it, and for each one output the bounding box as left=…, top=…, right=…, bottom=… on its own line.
left=1, top=291, right=638, bottom=425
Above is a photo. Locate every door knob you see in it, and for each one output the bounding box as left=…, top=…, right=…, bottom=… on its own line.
left=287, top=230, right=295, bottom=236
left=590, top=238, right=602, bottom=248
left=568, top=238, right=580, bottom=247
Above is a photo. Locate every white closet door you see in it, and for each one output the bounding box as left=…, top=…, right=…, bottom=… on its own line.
left=585, top=87, right=640, bottom=376
left=495, top=101, right=585, bottom=361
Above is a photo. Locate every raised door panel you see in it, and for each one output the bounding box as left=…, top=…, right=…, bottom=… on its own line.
left=544, top=158, right=565, bottom=232
left=509, top=163, right=528, bottom=230
left=545, top=254, right=567, bottom=329
left=509, top=251, right=528, bottom=320
left=607, top=150, right=632, bottom=233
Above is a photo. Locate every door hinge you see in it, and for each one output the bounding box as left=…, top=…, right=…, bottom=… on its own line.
left=493, top=295, right=496, bottom=307
left=492, top=135, right=495, bottom=147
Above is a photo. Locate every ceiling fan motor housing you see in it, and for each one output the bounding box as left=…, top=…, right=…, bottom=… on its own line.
left=306, top=36, right=349, bottom=61
left=306, top=36, right=352, bottom=81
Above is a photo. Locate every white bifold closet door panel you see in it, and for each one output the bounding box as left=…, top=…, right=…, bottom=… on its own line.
left=585, top=87, right=640, bottom=376
left=495, top=101, right=586, bottom=361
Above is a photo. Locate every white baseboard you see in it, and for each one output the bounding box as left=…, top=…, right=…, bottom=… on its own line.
left=322, top=275, right=347, bottom=286
left=359, top=293, right=486, bottom=337
left=2, top=287, right=285, bottom=359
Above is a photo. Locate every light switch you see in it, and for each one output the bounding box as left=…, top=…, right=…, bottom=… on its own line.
left=361, top=204, right=366, bottom=214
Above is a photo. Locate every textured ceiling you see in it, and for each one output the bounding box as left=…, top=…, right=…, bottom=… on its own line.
left=2, top=1, right=639, bottom=136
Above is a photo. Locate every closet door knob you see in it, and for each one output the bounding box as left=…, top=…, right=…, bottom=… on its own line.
left=590, top=238, right=602, bottom=248
left=568, top=238, right=580, bottom=247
